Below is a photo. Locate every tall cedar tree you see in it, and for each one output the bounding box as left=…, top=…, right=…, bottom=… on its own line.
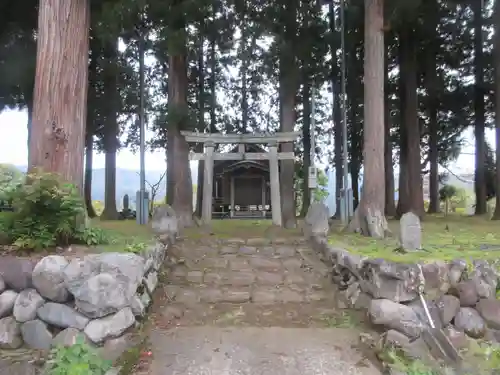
left=29, top=0, right=90, bottom=191
left=348, top=0, right=387, bottom=236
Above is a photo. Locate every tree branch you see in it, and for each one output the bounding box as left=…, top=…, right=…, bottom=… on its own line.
left=440, top=164, right=474, bottom=184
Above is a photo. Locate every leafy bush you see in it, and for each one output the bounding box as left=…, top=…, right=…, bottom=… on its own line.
left=124, top=241, right=148, bottom=253
left=439, top=185, right=458, bottom=201
left=74, top=226, right=111, bottom=246
left=0, top=163, right=24, bottom=201
left=3, top=170, right=86, bottom=250
left=43, top=335, right=111, bottom=375
left=0, top=170, right=113, bottom=250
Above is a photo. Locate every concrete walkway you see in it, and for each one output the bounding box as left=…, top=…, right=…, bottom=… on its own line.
left=149, top=327, right=380, bottom=375
left=140, top=236, right=381, bottom=375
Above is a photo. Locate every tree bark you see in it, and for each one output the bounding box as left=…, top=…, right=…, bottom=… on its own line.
left=278, top=0, right=299, bottom=228
left=240, top=25, right=250, bottom=133
left=301, top=78, right=312, bottom=217
left=279, top=63, right=298, bottom=228
left=195, top=34, right=205, bottom=218
left=473, top=1, right=487, bottom=215
left=399, top=23, right=424, bottom=218
left=348, top=0, right=387, bottom=236
left=26, top=93, right=34, bottom=162
left=29, top=0, right=90, bottom=193
left=396, top=38, right=408, bottom=217
left=349, top=95, right=362, bottom=211
left=329, top=1, right=343, bottom=218
left=84, top=129, right=96, bottom=217
left=426, top=4, right=440, bottom=214
left=384, top=40, right=396, bottom=217
left=167, top=16, right=194, bottom=228
left=427, top=105, right=440, bottom=213
left=351, top=161, right=360, bottom=210
left=100, top=40, right=119, bottom=220
left=491, top=0, right=500, bottom=220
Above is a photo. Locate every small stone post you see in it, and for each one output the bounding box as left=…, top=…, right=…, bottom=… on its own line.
left=202, top=141, right=215, bottom=223
left=268, top=142, right=282, bottom=226
left=123, top=194, right=129, bottom=212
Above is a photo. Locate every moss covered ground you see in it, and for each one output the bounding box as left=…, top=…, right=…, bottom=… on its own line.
left=91, top=218, right=155, bottom=252
left=183, top=218, right=302, bottom=240
left=329, top=214, right=500, bottom=263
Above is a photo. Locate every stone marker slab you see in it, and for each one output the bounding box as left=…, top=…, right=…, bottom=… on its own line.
left=399, top=212, right=422, bottom=251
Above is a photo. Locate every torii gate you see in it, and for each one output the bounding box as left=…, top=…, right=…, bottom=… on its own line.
left=181, top=131, right=300, bottom=226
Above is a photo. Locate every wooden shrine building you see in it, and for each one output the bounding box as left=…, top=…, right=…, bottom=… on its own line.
left=181, top=131, right=299, bottom=226
left=212, top=144, right=271, bottom=219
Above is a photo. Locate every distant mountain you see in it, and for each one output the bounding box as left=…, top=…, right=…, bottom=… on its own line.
left=14, top=165, right=199, bottom=208
left=324, top=168, right=475, bottom=216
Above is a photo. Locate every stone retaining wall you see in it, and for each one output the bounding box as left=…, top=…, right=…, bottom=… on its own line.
left=0, top=241, right=169, bottom=351
left=303, top=203, right=500, bottom=366
left=308, top=233, right=500, bottom=359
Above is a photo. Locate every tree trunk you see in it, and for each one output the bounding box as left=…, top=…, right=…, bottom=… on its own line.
left=279, top=0, right=299, bottom=229
left=100, top=41, right=119, bottom=220
left=26, top=94, right=34, bottom=162
left=84, top=129, right=96, bottom=217
left=491, top=0, right=500, bottom=220
left=351, top=162, right=360, bottom=210
left=399, top=23, right=424, bottom=218
left=384, top=40, right=396, bottom=217
left=29, top=0, right=90, bottom=193
left=167, top=20, right=194, bottom=228
left=279, top=59, right=298, bottom=228
left=195, top=35, right=205, bottom=218
left=426, top=5, right=440, bottom=214
left=474, top=1, right=487, bottom=215
left=347, top=79, right=362, bottom=211
left=240, top=28, right=250, bottom=132
left=428, top=106, right=440, bottom=213
left=334, top=95, right=343, bottom=218
left=396, top=38, right=408, bottom=217
left=301, top=78, right=312, bottom=217
left=329, top=1, right=343, bottom=219
left=348, top=88, right=362, bottom=211
left=348, top=0, right=387, bottom=237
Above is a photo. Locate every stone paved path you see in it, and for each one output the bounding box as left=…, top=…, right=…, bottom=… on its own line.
left=138, top=235, right=381, bottom=375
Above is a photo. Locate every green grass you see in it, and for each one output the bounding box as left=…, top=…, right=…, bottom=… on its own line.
left=322, top=311, right=358, bottom=328
left=329, top=214, right=500, bottom=264
left=184, top=218, right=302, bottom=239
left=92, top=219, right=154, bottom=253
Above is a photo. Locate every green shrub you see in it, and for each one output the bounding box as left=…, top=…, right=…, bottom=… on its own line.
left=124, top=241, right=148, bottom=253
left=74, top=226, right=111, bottom=246
left=0, top=169, right=107, bottom=251
left=43, top=335, right=111, bottom=375
left=0, top=163, right=24, bottom=200
left=4, top=170, right=86, bottom=250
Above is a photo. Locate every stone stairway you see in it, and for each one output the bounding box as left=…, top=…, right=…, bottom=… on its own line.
left=137, top=236, right=381, bottom=375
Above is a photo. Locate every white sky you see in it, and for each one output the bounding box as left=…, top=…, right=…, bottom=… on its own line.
left=0, top=109, right=170, bottom=170
left=0, top=108, right=495, bottom=174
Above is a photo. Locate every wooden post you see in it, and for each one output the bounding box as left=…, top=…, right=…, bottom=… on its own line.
left=202, top=142, right=215, bottom=223
left=268, top=142, right=282, bottom=226
left=261, top=176, right=266, bottom=218
left=230, top=176, right=235, bottom=217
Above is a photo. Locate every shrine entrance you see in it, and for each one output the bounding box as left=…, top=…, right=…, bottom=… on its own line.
left=181, top=131, right=299, bottom=226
